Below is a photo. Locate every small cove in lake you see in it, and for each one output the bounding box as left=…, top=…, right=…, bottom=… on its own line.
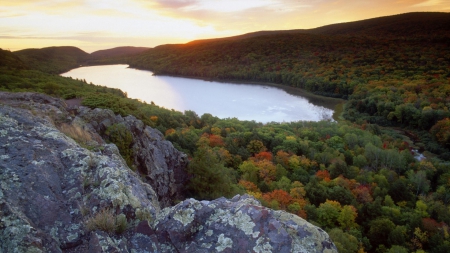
left=61, top=64, right=339, bottom=123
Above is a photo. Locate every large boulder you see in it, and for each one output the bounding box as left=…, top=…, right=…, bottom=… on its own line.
left=133, top=194, right=337, bottom=253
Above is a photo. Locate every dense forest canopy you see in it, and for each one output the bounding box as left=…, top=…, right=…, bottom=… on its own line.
left=1, top=12, right=450, bottom=253
left=126, top=12, right=450, bottom=159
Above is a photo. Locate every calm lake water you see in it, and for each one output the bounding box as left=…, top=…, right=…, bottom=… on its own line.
left=61, top=64, right=333, bottom=123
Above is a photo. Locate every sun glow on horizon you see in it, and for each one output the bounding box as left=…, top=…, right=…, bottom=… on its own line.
left=0, top=0, right=448, bottom=52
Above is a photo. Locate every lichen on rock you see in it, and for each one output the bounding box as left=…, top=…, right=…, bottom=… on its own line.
left=0, top=92, right=337, bottom=253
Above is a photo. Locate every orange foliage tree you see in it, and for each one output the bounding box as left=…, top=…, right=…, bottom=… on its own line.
left=252, top=151, right=273, bottom=162
left=352, top=185, right=373, bottom=203
left=430, top=118, right=450, bottom=146
left=316, top=170, right=331, bottom=182
left=209, top=134, right=225, bottom=147
left=256, top=160, right=277, bottom=184
left=263, top=189, right=293, bottom=209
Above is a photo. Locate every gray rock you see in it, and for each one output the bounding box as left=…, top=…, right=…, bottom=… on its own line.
left=143, top=194, right=337, bottom=253
left=0, top=92, right=337, bottom=253
left=76, top=106, right=189, bottom=208
left=0, top=92, right=159, bottom=252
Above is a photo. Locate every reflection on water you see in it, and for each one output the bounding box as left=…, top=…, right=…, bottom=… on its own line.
left=61, top=64, right=334, bottom=123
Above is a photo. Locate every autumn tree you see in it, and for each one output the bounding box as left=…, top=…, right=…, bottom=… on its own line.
left=338, top=205, right=358, bottom=230
left=430, top=118, right=450, bottom=146
left=255, top=160, right=277, bottom=184
left=263, top=189, right=292, bottom=209
left=247, top=139, right=266, bottom=154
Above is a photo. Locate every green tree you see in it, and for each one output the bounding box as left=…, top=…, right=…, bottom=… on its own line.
left=408, top=170, right=430, bottom=197
left=188, top=146, right=240, bottom=199
left=105, top=123, right=134, bottom=167
left=386, top=245, right=408, bottom=253
left=338, top=205, right=358, bottom=230
left=317, top=200, right=342, bottom=229
left=247, top=139, right=266, bottom=154
left=368, top=218, right=396, bottom=248
left=328, top=228, right=359, bottom=253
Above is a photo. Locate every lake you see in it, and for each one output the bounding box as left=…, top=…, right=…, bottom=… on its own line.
left=61, top=64, right=334, bottom=123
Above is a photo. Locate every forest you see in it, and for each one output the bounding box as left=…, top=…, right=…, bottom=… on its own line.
left=1, top=12, right=450, bottom=253
left=128, top=12, right=450, bottom=161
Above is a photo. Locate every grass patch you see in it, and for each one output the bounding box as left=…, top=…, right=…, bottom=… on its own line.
left=59, top=123, right=93, bottom=146
left=85, top=208, right=128, bottom=234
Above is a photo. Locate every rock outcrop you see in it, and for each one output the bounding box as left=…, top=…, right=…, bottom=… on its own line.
left=75, top=106, right=189, bottom=208
left=0, top=92, right=337, bottom=253
left=135, top=195, right=336, bottom=253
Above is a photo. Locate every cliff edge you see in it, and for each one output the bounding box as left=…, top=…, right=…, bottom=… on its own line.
left=0, top=92, right=337, bottom=253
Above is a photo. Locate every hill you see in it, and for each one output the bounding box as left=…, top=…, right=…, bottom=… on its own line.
left=189, top=12, right=450, bottom=44
left=90, top=46, right=150, bottom=59
left=86, top=46, right=150, bottom=65
left=128, top=12, right=450, bottom=149
left=13, top=46, right=89, bottom=74
left=0, top=48, right=28, bottom=70
left=308, top=12, right=450, bottom=37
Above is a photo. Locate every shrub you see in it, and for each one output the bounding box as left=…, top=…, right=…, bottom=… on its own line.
left=105, top=123, right=134, bottom=167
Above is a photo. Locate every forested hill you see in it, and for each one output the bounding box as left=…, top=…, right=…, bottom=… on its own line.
left=90, top=46, right=150, bottom=59
left=0, top=49, right=28, bottom=70
left=12, top=46, right=152, bottom=73
left=128, top=12, right=450, bottom=150
left=86, top=46, right=151, bottom=65
left=189, top=12, right=450, bottom=44
left=306, top=12, right=450, bottom=37
left=129, top=12, right=450, bottom=99
left=14, top=46, right=89, bottom=74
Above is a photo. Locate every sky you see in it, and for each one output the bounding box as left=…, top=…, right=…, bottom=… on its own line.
left=1, top=0, right=449, bottom=53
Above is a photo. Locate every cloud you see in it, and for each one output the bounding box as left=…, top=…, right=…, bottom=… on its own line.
left=149, top=0, right=313, bottom=13
left=152, top=0, right=198, bottom=9
left=1, top=0, right=448, bottom=53
left=412, top=0, right=444, bottom=7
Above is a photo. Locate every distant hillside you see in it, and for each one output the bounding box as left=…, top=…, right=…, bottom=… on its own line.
left=0, top=49, right=28, bottom=70
left=90, top=46, right=150, bottom=59
left=86, top=46, right=150, bottom=66
left=189, top=12, right=450, bottom=44
left=130, top=12, right=450, bottom=97
left=308, top=12, right=450, bottom=38
left=14, top=46, right=89, bottom=74
left=129, top=12, right=450, bottom=135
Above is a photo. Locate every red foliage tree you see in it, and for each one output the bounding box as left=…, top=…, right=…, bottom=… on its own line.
left=209, top=134, right=225, bottom=147
left=316, top=170, right=331, bottom=182
left=252, top=151, right=273, bottom=162
left=352, top=185, right=373, bottom=203
left=422, top=218, right=442, bottom=233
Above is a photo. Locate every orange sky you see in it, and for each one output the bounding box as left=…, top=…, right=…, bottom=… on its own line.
left=1, top=0, right=449, bottom=53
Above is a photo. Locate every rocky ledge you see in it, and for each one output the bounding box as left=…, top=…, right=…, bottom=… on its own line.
left=0, top=92, right=337, bottom=253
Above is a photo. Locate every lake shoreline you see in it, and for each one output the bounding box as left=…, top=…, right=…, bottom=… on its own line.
left=81, top=63, right=344, bottom=109
left=70, top=64, right=342, bottom=122
left=125, top=65, right=345, bottom=112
